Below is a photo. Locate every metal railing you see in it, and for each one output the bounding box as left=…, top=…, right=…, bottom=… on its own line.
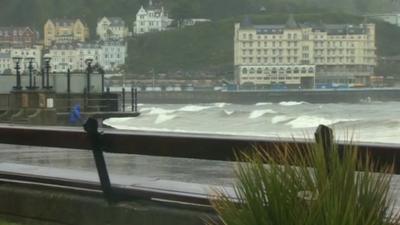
left=0, top=122, right=399, bottom=205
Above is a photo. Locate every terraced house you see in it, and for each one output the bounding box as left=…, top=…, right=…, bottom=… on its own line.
left=234, top=16, right=376, bottom=88
left=0, top=27, right=39, bottom=47
left=44, top=18, right=89, bottom=47
left=96, top=17, right=129, bottom=41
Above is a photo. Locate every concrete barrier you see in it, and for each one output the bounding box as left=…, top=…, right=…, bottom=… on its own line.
left=0, top=183, right=215, bottom=225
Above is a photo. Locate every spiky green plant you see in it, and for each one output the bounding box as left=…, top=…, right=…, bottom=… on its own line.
left=210, top=141, right=399, bottom=225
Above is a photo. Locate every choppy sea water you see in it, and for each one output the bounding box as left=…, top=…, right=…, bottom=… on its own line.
left=104, top=101, right=400, bottom=144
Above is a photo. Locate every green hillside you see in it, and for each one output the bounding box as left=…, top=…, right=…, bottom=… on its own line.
left=0, top=0, right=398, bottom=31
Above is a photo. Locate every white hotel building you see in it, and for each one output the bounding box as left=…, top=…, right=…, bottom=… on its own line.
left=49, top=41, right=127, bottom=73
left=234, top=16, right=376, bottom=88
left=133, top=0, right=173, bottom=35
left=0, top=45, right=42, bottom=74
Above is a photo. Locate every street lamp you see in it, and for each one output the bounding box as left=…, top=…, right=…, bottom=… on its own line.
left=67, top=63, right=72, bottom=94
left=85, top=58, right=93, bottom=94
left=25, top=57, right=36, bottom=90
left=43, top=55, right=52, bottom=89
left=12, top=56, right=22, bottom=90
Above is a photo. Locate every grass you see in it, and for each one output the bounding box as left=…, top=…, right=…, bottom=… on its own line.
left=209, top=134, right=399, bottom=225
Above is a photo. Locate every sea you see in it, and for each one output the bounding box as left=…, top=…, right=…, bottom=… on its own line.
left=104, top=101, right=400, bottom=144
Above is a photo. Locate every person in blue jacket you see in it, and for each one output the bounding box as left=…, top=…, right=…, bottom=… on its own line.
left=69, top=104, right=82, bottom=125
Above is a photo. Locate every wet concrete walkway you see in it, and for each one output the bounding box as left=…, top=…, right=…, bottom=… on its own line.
left=1, top=143, right=400, bottom=211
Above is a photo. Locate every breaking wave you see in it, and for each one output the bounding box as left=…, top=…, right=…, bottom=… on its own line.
left=249, top=109, right=277, bottom=119
left=214, top=102, right=230, bottom=108
left=178, top=105, right=212, bottom=112
left=279, top=101, right=307, bottom=106
left=287, top=116, right=358, bottom=129
left=143, top=107, right=176, bottom=115
left=223, top=110, right=235, bottom=116
left=154, top=114, right=177, bottom=124
left=271, top=115, right=292, bottom=124
left=255, top=102, right=273, bottom=106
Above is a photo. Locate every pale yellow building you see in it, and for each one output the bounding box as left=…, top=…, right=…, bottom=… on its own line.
left=44, top=19, right=89, bottom=47
left=234, top=16, right=376, bottom=88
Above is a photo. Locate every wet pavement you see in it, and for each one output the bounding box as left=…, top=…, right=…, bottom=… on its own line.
left=0, top=144, right=237, bottom=186
left=1, top=143, right=400, bottom=211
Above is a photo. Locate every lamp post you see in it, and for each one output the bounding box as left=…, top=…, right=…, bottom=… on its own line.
left=33, top=69, right=38, bottom=89
left=67, top=64, right=71, bottom=94
left=85, top=58, right=93, bottom=94
left=12, top=57, right=22, bottom=90
left=43, top=55, right=52, bottom=89
left=26, top=57, right=35, bottom=90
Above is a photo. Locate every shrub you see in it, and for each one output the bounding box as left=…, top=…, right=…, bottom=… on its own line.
left=210, top=136, right=399, bottom=225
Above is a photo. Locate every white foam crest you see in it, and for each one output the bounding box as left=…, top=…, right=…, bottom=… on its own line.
left=224, top=110, right=235, bottom=116
left=104, top=117, right=132, bottom=124
left=147, top=107, right=176, bottom=115
left=287, top=116, right=358, bottom=129
left=271, top=115, right=292, bottom=124
left=255, top=102, right=273, bottom=106
left=214, top=102, right=230, bottom=108
left=279, top=101, right=307, bottom=106
left=154, top=114, right=177, bottom=124
left=178, top=105, right=211, bottom=112
left=249, top=109, right=277, bottom=119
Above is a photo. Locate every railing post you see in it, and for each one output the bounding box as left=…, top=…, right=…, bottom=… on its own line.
left=131, top=87, right=134, bottom=112
left=67, top=68, right=71, bottom=112
left=122, top=87, right=125, bottom=112
left=84, top=118, right=114, bottom=203
left=315, top=124, right=334, bottom=176
left=134, top=88, right=138, bottom=113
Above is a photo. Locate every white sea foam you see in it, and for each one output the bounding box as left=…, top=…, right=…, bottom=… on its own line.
left=147, top=107, right=176, bottom=115
left=287, top=116, right=358, bottom=129
left=255, top=102, right=273, bottom=106
left=154, top=114, right=177, bottom=124
left=249, top=109, right=277, bottom=119
left=178, top=105, right=211, bottom=112
left=104, top=117, right=132, bottom=124
left=214, top=102, right=230, bottom=108
left=224, top=110, right=235, bottom=116
left=279, top=101, right=307, bottom=106
left=271, top=115, right=292, bottom=124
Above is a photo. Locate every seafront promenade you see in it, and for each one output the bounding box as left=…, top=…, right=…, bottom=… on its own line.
left=0, top=123, right=400, bottom=224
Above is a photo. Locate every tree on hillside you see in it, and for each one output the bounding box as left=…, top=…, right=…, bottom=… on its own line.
left=169, top=0, right=199, bottom=28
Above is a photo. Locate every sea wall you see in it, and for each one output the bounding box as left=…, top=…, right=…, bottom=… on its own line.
left=0, top=184, right=214, bottom=225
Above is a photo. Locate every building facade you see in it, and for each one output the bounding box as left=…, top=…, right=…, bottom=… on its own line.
left=49, top=41, right=127, bottom=73
left=48, top=43, right=79, bottom=72
left=368, top=13, right=400, bottom=27
left=44, top=19, right=89, bottom=47
left=100, top=40, right=127, bottom=71
left=0, top=52, right=11, bottom=74
left=234, top=16, right=376, bottom=88
left=0, top=27, right=39, bottom=47
left=96, top=17, right=129, bottom=41
left=0, top=45, right=42, bottom=73
left=181, top=18, right=211, bottom=27
left=133, top=0, right=173, bottom=35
